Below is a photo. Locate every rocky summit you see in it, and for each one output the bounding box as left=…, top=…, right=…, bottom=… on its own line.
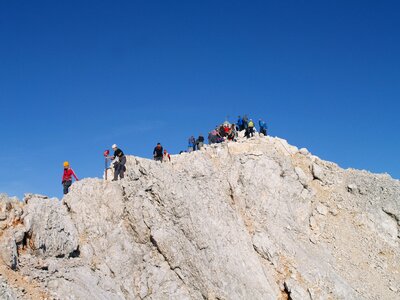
left=0, top=135, right=399, bottom=300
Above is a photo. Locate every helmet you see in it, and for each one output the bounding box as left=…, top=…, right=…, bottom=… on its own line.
left=63, top=161, right=69, bottom=167
left=112, top=144, right=117, bottom=149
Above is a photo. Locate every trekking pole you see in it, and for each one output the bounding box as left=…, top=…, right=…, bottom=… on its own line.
left=103, top=150, right=110, bottom=180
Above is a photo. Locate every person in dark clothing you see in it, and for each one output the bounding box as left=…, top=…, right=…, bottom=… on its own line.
left=242, top=115, right=249, bottom=130
left=228, top=124, right=237, bottom=141
left=245, top=119, right=255, bottom=138
left=110, top=144, right=126, bottom=181
left=196, top=135, right=205, bottom=150
left=153, top=143, right=163, bottom=162
left=188, top=136, right=196, bottom=152
left=237, top=116, right=244, bottom=131
left=218, top=125, right=226, bottom=138
left=259, top=119, right=268, bottom=136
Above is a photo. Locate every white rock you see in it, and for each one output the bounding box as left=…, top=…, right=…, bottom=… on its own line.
left=316, top=203, right=329, bottom=216
left=299, top=148, right=310, bottom=155
left=0, top=136, right=398, bottom=300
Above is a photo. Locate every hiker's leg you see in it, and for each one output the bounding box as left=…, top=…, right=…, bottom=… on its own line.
left=63, top=182, right=68, bottom=194
left=114, top=164, right=120, bottom=180
left=63, top=180, right=72, bottom=194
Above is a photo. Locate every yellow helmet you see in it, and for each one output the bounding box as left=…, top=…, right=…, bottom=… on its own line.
left=63, top=161, right=69, bottom=167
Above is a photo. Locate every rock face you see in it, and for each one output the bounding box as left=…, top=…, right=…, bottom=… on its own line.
left=0, top=135, right=399, bottom=299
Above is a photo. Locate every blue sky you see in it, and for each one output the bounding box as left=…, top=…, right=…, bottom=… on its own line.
left=1, top=0, right=399, bottom=199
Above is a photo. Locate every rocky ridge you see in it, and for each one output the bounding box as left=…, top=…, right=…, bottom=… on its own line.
left=0, top=135, right=399, bottom=299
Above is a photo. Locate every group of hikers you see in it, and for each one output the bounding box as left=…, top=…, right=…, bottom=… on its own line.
left=206, top=115, right=268, bottom=146
left=187, top=135, right=205, bottom=152
left=62, top=115, right=268, bottom=194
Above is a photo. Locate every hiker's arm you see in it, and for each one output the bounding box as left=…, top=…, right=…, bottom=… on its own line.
left=72, top=170, right=79, bottom=181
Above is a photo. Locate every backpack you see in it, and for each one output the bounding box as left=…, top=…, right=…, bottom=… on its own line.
left=248, top=121, right=254, bottom=128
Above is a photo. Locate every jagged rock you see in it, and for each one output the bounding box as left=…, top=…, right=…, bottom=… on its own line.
left=0, top=136, right=399, bottom=299
left=312, top=162, right=325, bottom=181
left=0, top=232, right=18, bottom=270
left=22, top=197, right=78, bottom=258
left=347, top=183, right=359, bottom=194
left=295, top=166, right=311, bottom=187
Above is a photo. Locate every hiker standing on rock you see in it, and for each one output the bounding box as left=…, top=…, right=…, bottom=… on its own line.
left=196, top=134, right=205, bottom=150
left=259, top=119, right=267, bottom=136
left=62, top=161, right=79, bottom=194
left=237, top=115, right=244, bottom=131
left=110, top=144, right=126, bottom=181
left=242, top=115, right=249, bottom=130
left=245, top=119, right=255, bottom=138
left=188, top=136, right=196, bottom=152
left=153, top=143, right=164, bottom=162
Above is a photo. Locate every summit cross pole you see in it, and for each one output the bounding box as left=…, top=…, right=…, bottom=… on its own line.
left=103, top=150, right=110, bottom=180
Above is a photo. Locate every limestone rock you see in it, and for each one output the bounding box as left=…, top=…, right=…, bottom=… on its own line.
left=0, top=136, right=399, bottom=299
left=0, top=232, right=18, bottom=270
left=347, top=183, right=359, bottom=194
left=22, top=197, right=78, bottom=258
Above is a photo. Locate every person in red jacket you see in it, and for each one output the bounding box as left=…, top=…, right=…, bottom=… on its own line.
left=62, top=161, right=79, bottom=194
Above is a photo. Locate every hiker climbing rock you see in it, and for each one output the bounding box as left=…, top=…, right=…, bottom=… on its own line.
left=110, top=144, right=126, bottom=181
left=62, top=161, right=79, bottom=194
left=153, top=143, right=164, bottom=162
left=163, top=149, right=171, bottom=162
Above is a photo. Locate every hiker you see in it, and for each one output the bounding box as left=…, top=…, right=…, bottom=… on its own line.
left=237, top=116, right=245, bottom=131
left=208, top=132, right=213, bottom=144
left=228, top=124, right=237, bottom=141
left=163, top=149, right=171, bottom=162
left=259, top=119, right=268, bottom=136
left=223, top=123, right=230, bottom=137
left=196, top=134, right=205, bottom=150
left=245, top=119, right=255, bottom=138
left=208, top=129, right=223, bottom=144
left=188, top=136, right=196, bottom=152
left=110, top=144, right=126, bottom=180
left=243, top=115, right=249, bottom=130
left=62, top=161, right=79, bottom=194
left=153, top=143, right=164, bottom=162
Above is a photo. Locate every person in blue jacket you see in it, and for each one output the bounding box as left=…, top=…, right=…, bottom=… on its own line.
left=259, top=119, right=268, bottom=136
left=153, top=143, right=164, bottom=162
left=188, top=136, right=196, bottom=152
left=237, top=116, right=244, bottom=131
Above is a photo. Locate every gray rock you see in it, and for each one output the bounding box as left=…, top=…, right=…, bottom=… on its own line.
left=22, top=197, right=78, bottom=258
left=0, top=136, right=399, bottom=300
left=347, top=184, right=359, bottom=194
left=0, top=232, right=18, bottom=270
left=0, top=212, right=7, bottom=221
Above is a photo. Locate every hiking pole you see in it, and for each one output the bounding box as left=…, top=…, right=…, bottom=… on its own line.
left=103, top=150, right=110, bottom=180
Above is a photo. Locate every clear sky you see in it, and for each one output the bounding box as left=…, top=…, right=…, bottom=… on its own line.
left=1, top=0, right=399, bottom=199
